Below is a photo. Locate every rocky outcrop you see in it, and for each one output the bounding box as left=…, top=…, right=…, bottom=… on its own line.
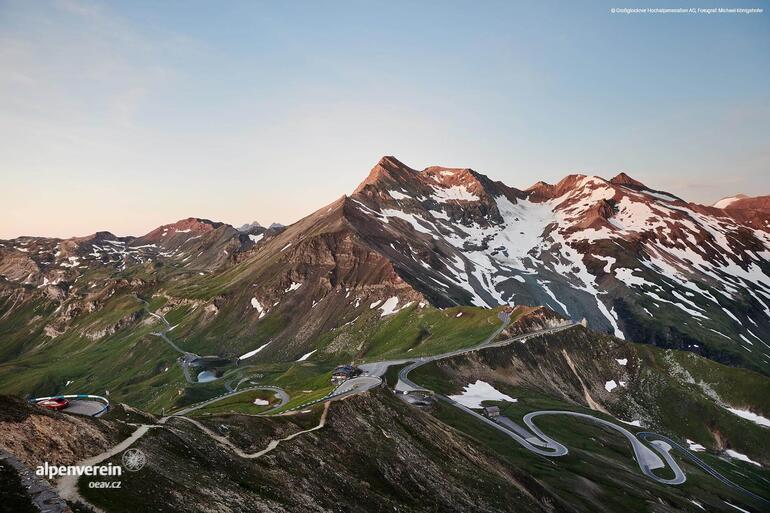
left=0, top=249, right=40, bottom=282
left=0, top=396, right=117, bottom=468
left=0, top=448, right=72, bottom=513
left=84, top=309, right=143, bottom=341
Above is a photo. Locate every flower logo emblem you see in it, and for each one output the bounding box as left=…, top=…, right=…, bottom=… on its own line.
left=121, top=448, right=146, bottom=472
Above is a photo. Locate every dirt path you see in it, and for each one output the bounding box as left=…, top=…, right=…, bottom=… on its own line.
left=56, top=422, right=167, bottom=512
left=56, top=401, right=329, bottom=511
left=177, top=401, right=330, bottom=459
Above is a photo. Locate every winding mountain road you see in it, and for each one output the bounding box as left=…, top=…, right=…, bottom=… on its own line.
left=524, top=411, right=685, bottom=485
left=394, top=316, right=572, bottom=393
left=638, top=432, right=770, bottom=507
left=134, top=295, right=199, bottom=384
left=394, top=321, right=770, bottom=506
left=59, top=304, right=766, bottom=510
left=176, top=401, right=330, bottom=459
left=56, top=385, right=291, bottom=510
left=170, top=386, right=289, bottom=417
left=393, top=323, right=690, bottom=485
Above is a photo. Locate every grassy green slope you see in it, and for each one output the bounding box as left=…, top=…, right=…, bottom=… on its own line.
left=0, top=287, right=511, bottom=414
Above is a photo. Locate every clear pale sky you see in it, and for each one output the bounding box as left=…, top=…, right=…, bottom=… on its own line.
left=1, top=0, right=768, bottom=239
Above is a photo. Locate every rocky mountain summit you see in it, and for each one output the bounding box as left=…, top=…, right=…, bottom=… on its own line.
left=338, top=157, right=770, bottom=373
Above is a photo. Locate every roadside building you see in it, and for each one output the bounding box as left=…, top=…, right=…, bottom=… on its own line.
left=331, top=364, right=360, bottom=385
left=483, top=406, right=500, bottom=418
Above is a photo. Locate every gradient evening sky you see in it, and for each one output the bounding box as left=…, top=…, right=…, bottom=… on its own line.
left=1, top=0, right=768, bottom=238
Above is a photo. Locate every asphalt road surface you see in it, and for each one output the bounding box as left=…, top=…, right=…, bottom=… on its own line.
left=134, top=295, right=200, bottom=384
left=171, top=386, right=290, bottom=417
left=329, top=376, right=382, bottom=398
left=396, top=318, right=575, bottom=393
left=62, top=400, right=108, bottom=417
left=638, top=432, right=770, bottom=507
left=523, top=411, right=685, bottom=485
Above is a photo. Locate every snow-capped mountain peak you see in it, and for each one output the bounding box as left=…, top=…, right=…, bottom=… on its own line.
left=342, top=157, right=770, bottom=371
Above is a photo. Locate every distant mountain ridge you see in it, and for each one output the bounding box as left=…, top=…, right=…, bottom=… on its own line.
left=714, top=194, right=770, bottom=213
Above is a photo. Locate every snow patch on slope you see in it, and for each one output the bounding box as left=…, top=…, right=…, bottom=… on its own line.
left=379, top=296, right=400, bottom=316
left=713, top=196, right=743, bottom=209
left=296, top=349, right=317, bottom=362
left=725, top=407, right=770, bottom=427
left=250, top=298, right=266, bottom=319
left=285, top=282, right=302, bottom=293
left=431, top=185, right=479, bottom=203
left=448, top=380, right=517, bottom=408
left=239, top=341, right=271, bottom=360
left=725, top=449, right=762, bottom=467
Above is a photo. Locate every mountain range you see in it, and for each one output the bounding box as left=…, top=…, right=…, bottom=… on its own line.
left=2, top=156, right=769, bottom=378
